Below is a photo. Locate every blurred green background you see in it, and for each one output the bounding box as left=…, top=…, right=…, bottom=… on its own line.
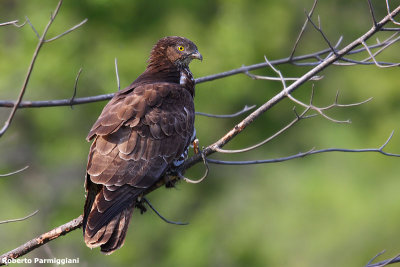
left=1, top=0, right=400, bottom=266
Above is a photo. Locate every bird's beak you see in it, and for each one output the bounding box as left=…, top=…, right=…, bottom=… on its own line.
left=190, top=51, right=203, bottom=61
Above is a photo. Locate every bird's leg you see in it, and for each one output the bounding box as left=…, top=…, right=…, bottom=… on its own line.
left=193, top=138, right=200, bottom=154
left=164, top=174, right=179, bottom=188
left=135, top=197, right=148, bottom=214
left=167, top=130, right=203, bottom=185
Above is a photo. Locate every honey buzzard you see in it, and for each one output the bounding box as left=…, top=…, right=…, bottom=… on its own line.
left=83, top=36, right=202, bottom=254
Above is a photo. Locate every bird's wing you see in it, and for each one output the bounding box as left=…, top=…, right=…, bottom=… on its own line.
left=83, top=82, right=194, bottom=241
left=86, top=82, right=195, bottom=189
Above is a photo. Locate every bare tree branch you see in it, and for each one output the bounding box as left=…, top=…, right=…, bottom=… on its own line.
left=366, top=250, right=387, bottom=266
left=264, top=55, right=354, bottom=124
left=184, top=3, right=400, bottom=171
left=215, top=107, right=313, bottom=154
left=1, top=1, right=400, bottom=264
left=366, top=251, right=400, bottom=267
left=0, top=94, right=115, bottom=109
left=305, top=12, right=338, bottom=56
left=1, top=129, right=399, bottom=263
left=209, top=131, right=400, bottom=165
left=361, top=40, right=400, bottom=67
left=0, top=215, right=83, bottom=265
left=0, top=0, right=84, bottom=137
left=0, top=36, right=397, bottom=110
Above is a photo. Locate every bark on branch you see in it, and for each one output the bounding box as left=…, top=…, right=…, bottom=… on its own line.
left=0, top=216, right=82, bottom=264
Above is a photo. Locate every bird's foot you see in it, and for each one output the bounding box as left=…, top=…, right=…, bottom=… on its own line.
left=136, top=198, right=147, bottom=214
left=193, top=138, right=200, bottom=154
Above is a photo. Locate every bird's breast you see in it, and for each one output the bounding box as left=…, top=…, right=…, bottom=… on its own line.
left=179, top=69, right=194, bottom=86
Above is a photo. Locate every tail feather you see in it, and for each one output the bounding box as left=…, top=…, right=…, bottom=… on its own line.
left=83, top=175, right=139, bottom=254
left=85, top=213, right=119, bottom=248
left=100, top=205, right=134, bottom=254
left=84, top=205, right=134, bottom=254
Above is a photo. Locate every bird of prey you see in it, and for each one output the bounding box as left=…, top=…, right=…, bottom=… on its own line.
left=83, top=36, right=202, bottom=254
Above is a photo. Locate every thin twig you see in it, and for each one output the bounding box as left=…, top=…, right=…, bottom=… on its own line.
left=323, top=36, right=343, bottom=61
left=115, top=58, right=120, bottom=91
left=367, top=0, right=378, bottom=26
left=0, top=210, right=39, bottom=225
left=289, top=0, right=318, bottom=59
left=245, top=71, right=323, bottom=81
left=143, top=198, right=188, bottom=225
left=0, top=166, right=29, bottom=177
left=44, top=18, right=87, bottom=43
left=319, top=93, right=373, bottom=111
left=0, top=20, right=26, bottom=27
left=70, top=68, right=83, bottom=108
left=366, top=253, right=400, bottom=267
left=357, top=33, right=400, bottom=65
left=386, top=0, right=400, bottom=26
left=0, top=94, right=115, bottom=108
left=0, top=20, right=18, bottom=27
left=305, top=12, right=337, bottom=55
left=0, top=0, right=64, bottom=137
left=380, top=27, right=400, bottom=31
left=25, top=17, right=40, bottom=39
left=366, top=250, right=387, bottom=266
left=178, top=152, right=209, bottom=184
left=361, top=41, right=400, bottom=68
left=263, top=55, right=352, bottom=123
left=195, top=105, right=256, bottom=118
left=215, top=108, right=312, bottom=154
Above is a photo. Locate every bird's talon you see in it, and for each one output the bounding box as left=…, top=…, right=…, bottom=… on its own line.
left=193, top=138, right=200, bottom=154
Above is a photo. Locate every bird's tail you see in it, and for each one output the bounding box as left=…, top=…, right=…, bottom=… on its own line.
left=83, top=178, right=138, bottom=254
left=84, top=204, right=134, bottom=254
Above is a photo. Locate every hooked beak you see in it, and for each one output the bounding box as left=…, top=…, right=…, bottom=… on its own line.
left=190, top=50, right=203, bottom=61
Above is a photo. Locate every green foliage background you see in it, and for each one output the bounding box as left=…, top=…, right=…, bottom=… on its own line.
left=1, top=0, right=399, bottom=266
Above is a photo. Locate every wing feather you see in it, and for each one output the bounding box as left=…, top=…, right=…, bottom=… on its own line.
left=84, top=81, right=195, bottom=252
left=87, top=82, right=194, bottom=189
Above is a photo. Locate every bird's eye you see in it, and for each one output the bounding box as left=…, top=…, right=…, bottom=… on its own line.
left=178, top=45, right=185, bottom=51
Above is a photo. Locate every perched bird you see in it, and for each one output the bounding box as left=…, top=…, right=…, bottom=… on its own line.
left=83, top=36, right=202, bottom=254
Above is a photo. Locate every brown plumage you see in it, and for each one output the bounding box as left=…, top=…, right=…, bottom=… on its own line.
left=83, top=36, right=202, bottom=254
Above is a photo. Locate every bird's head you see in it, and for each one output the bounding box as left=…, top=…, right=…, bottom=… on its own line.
left=148, top=36, right=202, bottom=69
